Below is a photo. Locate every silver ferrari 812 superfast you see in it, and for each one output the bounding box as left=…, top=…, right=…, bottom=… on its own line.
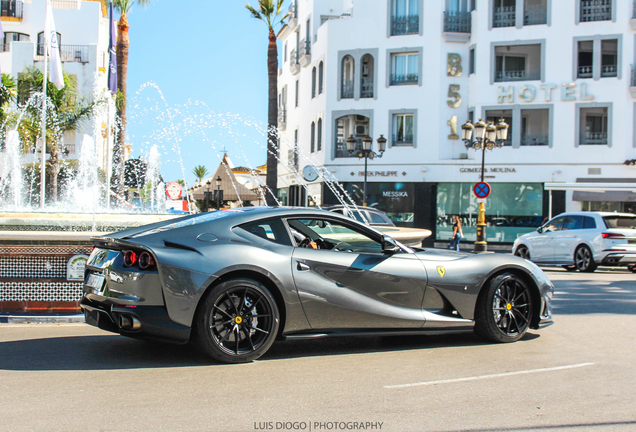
left=81, top=207, right=554, bottom=363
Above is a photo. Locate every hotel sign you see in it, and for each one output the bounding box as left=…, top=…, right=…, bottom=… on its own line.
left=497, top=83, right=594, bottom=104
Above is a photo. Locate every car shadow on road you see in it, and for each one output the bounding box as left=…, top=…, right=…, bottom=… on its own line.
left=0, top=330, right=540, bottom=371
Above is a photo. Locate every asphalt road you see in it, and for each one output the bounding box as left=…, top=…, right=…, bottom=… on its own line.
left=1, top=268, right=635, bottom=432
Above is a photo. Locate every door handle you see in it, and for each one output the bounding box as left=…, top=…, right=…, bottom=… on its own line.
left=296, top=261, right=310, bottom=271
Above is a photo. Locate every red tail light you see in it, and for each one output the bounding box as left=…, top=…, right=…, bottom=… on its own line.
left=123, top=250, right=138, bottom=267
left=602, top=233, right=625, bottom=239
left=138, top=252, right=156, bottom=270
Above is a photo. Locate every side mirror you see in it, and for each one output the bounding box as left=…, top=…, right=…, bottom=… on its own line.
left=381, top=235, right=400, bottom=254
left=537, top=227, right=544, bottom=234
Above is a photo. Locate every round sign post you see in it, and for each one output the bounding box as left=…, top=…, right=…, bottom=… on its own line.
left=165, top=182, right=183, bottom=201
left=473, top=182, right=491, bottom=252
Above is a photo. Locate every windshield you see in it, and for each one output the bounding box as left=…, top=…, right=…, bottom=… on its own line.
left=602, top=216, right=636, bottom=229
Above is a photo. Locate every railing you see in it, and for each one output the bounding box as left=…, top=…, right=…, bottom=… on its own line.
left=601, top=64, right=617, bottom=78
left=288, top=1, right=297, bottom=19
left=287, top=149, right=298, bottom=170
left=278, top=108, right=286, bottom=125
left=341, top=79, right=354, bottom=98
left=521, top=133, right=549, bottom=146
left=390, top=73, right=418, bottom=85
left=580, top=0, right=611, bottom=22
left=581, top=131, right=608, bottom=145
left=361, top=78, right=373, bottom=98
left=524, top=4, right=547, bottom=25
left=578, top=66, right=593, bottom=78
left=51, top=0, right=80, bottom=10
left=1, top=0, right=23, bottom=19
left=299, top=38, right=310, bottom=57
left=390, top=15, right=419, bottom=35
left=335, top=137, right=362, bottom=158
left=393, top=133, right=413, bottom=145
left=493, top=6, right=515, bottom=27
left=444, top=11, right=471, bottom=33
left=36, top=44, right=89, bottom=63
left=0, top=42, right=9, bottom=52
left=289, top=49, right=299, bottom=74
left=631, top=64, right=636, bottom=87
left=494, top=69, right=540, bottom=82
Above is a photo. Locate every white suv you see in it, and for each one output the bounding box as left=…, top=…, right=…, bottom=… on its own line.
left=512, top=212, right=636, bottom=273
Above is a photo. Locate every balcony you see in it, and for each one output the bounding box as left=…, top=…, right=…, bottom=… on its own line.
left=393, top=133, right=413, bottom=146
left=443, top=11, right=471, bottom=42
left=341, top=80, right=354, bottom=99
left=601, top=64, right=617, bottom=78
left=578, top=66, right=593, bottom=79
left=495, top=69, right=540, bottom=82
left=361, top=78, right=373, bottom=98
left=580, top=0, right=611, bottom=22
left=289, top=49, right=300, bottom=75
left=36, top=44, right=89, bottom=63
left=524, top=4, right=547, bottom=25
left=299, top=38, right=311, bottom=67
left=278, top=108, right=286, bottom=131
left=390, top=73, right=418, bottom=85
left=521, top=133, right=549, bottom=146
left=51, top=0, right=80, bottom=10
left=288, top=1, right=298, bottom=28
left=390, top=15, right=419, bottom=36
left=1, top=0, right=23, bottom=20
left=493, top=6, right=515, bottom=28
left=581, top=131, right=608, bottom=145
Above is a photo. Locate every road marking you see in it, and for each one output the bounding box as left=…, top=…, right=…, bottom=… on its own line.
left=384, top=362, right=595, bottom=389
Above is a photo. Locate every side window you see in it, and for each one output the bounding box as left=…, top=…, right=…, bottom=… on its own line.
left=583, top=216, right=597, bottom=229
left=543, top=217, right=564, bottom=233
left=368, top=212, right=388, bottom=224
left=562, top=216, right=583, bottom=230
left=240, top=219, right=292, bottom=246
left=288, top=219, right=382, bottom=253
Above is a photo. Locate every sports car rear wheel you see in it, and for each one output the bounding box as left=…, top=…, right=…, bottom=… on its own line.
left=195, top=278, right=279, bottom=363
left=474, top=273, right=533, bottom=343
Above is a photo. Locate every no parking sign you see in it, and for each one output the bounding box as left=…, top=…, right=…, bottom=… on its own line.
left=473, top=182, right=491, bottom=199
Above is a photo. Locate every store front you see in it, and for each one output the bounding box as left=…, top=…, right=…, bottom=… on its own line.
left=436, top=182, right=544, bottom=244
left=323, top=182, right=415, bottom=227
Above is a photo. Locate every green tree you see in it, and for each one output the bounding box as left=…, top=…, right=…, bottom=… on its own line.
left=108, top=0, right=153, bottom=196
left=0, top=74, right=17, bottom=127
left=15, top=66, right=99, bottom=202
left=245, top=0, right=288, bottom=206
left=192, top=165, right=209, bottom=183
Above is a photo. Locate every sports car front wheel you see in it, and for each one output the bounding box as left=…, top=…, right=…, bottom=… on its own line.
left=194, top=278, right=280, bottom=363
left=474, top=273, right=533, bottom=343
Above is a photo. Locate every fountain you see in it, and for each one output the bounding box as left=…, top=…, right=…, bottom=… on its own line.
left=0, top=82, right=430, bottom=317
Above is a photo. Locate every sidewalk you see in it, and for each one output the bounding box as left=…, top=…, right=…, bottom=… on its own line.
left=0, top=313, right=85, bottom=324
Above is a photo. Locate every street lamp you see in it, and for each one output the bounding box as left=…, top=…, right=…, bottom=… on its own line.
left=203, top=180, right=212, bottom=211
left=461, top=118, right=509, bottom=252
left=347, top=134, right=386, bottom=207
left=215, top=175, right=222, bottom=210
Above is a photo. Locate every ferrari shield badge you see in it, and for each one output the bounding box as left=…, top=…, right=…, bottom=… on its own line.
left=437, top=266, right=446, bottom=278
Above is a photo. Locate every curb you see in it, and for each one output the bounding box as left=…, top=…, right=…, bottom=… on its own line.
left=0, top=315, right=85, bottom=324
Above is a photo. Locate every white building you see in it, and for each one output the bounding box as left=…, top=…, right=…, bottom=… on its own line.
left=276, top=0, right=636, bottom=247
left=1, top=0, right=111, bottom=166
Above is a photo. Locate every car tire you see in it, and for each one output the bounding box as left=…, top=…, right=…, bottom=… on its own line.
left=574, top=245, right=597, bottom=273
left=629, top=265, right=636, bottom=274
left=194, top=278, right=280, bottom=364
left=474, top=273, right=533, bottom=343
left=514, top=246, right=530, bottom=260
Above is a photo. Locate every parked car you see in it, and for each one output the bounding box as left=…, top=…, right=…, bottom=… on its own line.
left=512, top=212, right=636, bottom=273
left=82, top=207, right=553, bottom=363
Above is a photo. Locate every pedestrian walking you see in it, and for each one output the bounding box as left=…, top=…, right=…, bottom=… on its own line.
left=448, top=215, right=463, bottom=251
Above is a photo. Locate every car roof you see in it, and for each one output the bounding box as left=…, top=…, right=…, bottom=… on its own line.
left=553, top=211, right=636, bottom=218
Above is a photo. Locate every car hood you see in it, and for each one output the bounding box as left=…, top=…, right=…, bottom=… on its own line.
left=413, top=248, right=471, bottom=261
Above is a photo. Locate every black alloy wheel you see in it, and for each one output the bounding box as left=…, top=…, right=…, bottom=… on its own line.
left=195, top=278, right=279, bottom=363
left=474, top=273, right=533, bottom=343
left=574, top=245, right=597, bottom=273
left=514, top=246, right=530, bottom=260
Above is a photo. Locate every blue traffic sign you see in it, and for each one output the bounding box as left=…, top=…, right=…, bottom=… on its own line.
left=473, top=182, right=491, bottom=199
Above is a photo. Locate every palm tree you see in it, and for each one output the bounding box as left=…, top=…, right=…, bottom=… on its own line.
left=109, top=0, right=153, bottom=196
left=192, top=165, right=209, bottom=183
left=15, top=66, right=98, bottom=201
left=245, top=0, right=288, bottom=206
left=0, top=74, right=17, bottom=127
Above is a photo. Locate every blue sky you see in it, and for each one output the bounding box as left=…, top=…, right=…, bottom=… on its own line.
left=123, top=0, right=289, bottom=186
